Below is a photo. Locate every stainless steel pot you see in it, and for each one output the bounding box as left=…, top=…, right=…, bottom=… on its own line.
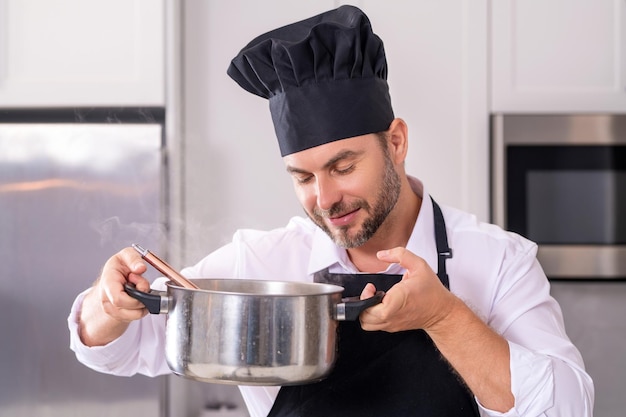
left=125, top=279, right=383, bottom=385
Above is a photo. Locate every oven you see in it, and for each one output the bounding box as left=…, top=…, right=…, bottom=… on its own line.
left=491, top=114, right=626, bottom=279
left=491, top=114, right=626, bottom=416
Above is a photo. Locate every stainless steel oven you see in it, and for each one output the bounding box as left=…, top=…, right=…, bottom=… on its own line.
left=491, top=114, right=626, bottom=279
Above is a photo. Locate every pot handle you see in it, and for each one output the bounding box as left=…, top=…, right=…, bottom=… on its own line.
left=336, top=291, right=385, bottom=321
left=124, top=283, right=169, bottom=314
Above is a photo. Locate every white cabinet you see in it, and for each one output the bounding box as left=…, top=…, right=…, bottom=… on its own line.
left=491, top=0, right=626, bottom=113
left=0, top=0, right=164, bottom=107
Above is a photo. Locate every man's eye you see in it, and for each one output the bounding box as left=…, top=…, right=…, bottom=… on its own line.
left=335, top=165, right=355, bottom=175
left=296, top=175, right=313, bottom=184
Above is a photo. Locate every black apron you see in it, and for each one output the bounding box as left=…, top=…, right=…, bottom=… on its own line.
left=267, top=199, right=479, bottom=417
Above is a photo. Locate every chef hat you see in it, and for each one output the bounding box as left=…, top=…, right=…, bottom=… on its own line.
left=227, top=5, right=394, bottom=156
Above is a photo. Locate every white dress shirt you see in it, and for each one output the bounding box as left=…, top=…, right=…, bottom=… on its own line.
left=69, top=178, right=594, bottom=417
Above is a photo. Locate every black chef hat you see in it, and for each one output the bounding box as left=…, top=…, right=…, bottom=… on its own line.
left=227, top=5, right=394, bottom=156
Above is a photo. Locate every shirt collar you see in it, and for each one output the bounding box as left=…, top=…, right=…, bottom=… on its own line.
left=307, top=176, right=439, bottom=275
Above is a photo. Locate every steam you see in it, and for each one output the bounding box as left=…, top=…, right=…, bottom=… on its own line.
left=90, top=216, right=167, bottom=249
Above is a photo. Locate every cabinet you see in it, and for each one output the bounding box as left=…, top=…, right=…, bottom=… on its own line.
left=491, top=0, right=626, bottom=112
left=0, top=0, right=164, bottom=107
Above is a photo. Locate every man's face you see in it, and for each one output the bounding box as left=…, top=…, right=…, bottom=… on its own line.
left=284, top=134, right=401, bottom=248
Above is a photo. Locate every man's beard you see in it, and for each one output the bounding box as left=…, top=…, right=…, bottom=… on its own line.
left=307, top=154, right=401, bottom=248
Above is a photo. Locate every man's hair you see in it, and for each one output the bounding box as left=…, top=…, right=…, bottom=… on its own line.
left=375, top=131, right=391, bottom=156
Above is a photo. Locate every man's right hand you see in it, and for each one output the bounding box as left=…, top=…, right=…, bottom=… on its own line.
left=78, top=247, right=151, bottom=347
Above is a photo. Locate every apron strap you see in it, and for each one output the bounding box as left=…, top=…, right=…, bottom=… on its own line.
left=431, top=198, right=452, bottom=289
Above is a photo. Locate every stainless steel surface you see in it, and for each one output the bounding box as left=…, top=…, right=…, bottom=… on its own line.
left=131, top=279, right=352, bottom=386
left=491, top=114, right=626, bottom=279
left=0, top=124, right=166, bottom=417
left=538, top=245, right=626, bottom=279
left=335, top=302, right=348, bottom=321
left=165, top=279, right=343, bottom=386
left=495, top=114, right=626, bottom=145
left=491, top=114, right=506, bottom=228
left=491, top=113, right=626, bottom=227
left=159, top=293, right=171, bottom=314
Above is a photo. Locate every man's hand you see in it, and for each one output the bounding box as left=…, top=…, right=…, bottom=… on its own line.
left=78, top=247, right=152, bottom=346
left=359, top=247, right=457, bottom=333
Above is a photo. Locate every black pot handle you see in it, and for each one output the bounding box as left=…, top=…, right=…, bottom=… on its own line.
left=124, top=283, right=168, bottom=315
left=336, top=291, right=385, bottom=321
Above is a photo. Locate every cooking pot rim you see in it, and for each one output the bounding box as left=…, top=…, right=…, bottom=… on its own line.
left=165, top=278, right=345, bottom=297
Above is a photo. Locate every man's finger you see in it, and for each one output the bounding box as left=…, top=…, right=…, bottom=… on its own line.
left=360, top=282, right=377, bottom=300
left=376, top=247, right=426, bottom=275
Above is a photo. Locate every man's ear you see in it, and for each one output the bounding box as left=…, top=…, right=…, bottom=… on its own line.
left=387, top=118, right=409, bottom=164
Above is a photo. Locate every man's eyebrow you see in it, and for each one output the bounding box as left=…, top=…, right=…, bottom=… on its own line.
left=285, top=165, right=309, bottom=175
left=286, top=149, right=362, bottom=174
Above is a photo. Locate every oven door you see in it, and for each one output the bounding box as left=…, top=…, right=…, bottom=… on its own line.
left=492, top=114, right=626, bottom=279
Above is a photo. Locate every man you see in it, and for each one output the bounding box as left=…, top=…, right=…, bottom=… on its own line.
left=70, top=5, right=593, bottom=417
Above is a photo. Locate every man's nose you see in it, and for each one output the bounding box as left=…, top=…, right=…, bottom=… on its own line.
left=315, top=176, right=341, bottom=211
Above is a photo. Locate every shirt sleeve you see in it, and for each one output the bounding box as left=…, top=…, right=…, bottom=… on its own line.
left=68, top=282, right=171, bottom=377
left=477, top=242, right=594, bottom=416
left=238, top=386, right=281, bottom=417
left=476, top=342, right=594, bottom=417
